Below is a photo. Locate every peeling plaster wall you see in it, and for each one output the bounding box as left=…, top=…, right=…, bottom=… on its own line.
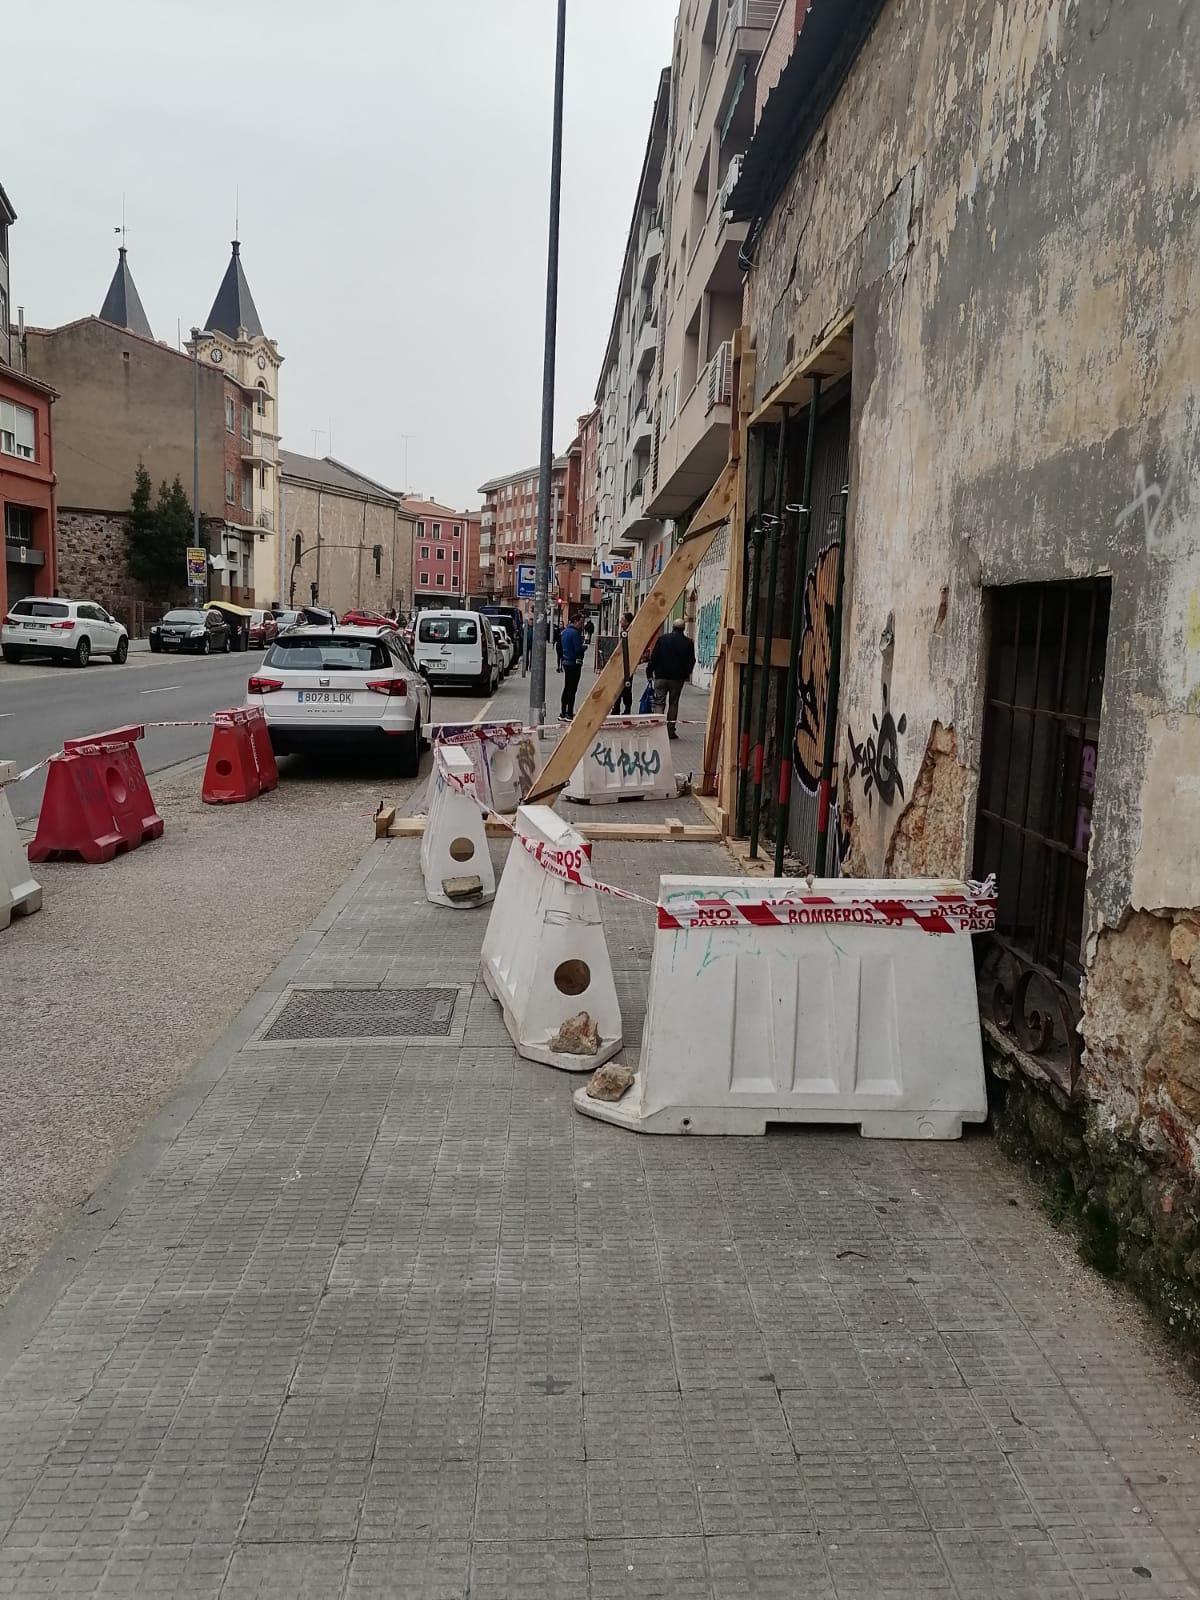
left=748, top=0, right=1200, bottom=1171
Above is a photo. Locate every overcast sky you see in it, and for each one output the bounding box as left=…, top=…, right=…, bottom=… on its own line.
left=7, top=0, right=676, bottom=509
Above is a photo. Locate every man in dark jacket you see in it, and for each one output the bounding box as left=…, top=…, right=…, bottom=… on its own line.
left=647, top=617, right=695, bottom=738
left=559, top=613, right=586, bottom=719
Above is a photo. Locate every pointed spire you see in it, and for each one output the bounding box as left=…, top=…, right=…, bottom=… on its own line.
left=99, top=245, right=153, bottom=338
left=204, top=239, right=264, bottom=340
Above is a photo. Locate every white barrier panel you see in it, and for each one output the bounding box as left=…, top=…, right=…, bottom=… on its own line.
left=0, top=762, right=42, bottom=930
left=565, top=716, right=675, bottom=805
left=481, top=804, right=622, bottom=1072
left=421, top=746, right=495, bottom=908
left=435, top=722, right=538, bottom=814
left=575, top=875, right=992, bottom=1139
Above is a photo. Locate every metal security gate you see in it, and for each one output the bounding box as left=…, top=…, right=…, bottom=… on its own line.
left=785, top=392, right=851, bottom=872
left=973, top=579, right=1110, bottom=1092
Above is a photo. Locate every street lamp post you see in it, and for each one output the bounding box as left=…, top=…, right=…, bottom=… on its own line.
left=529, top=0, right=567, bottom=732
left=190, top=328, right=215, bottom=606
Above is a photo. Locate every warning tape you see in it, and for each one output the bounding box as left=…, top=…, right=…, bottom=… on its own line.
left=4, top=712, right=267, bottom=785
left=657, top=879, right=998, bottom=935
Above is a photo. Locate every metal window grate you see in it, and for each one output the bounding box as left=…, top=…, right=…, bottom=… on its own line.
left=263, top=987, right=458, bottom=1042
left=973, top=580, right=1110, bottom=1091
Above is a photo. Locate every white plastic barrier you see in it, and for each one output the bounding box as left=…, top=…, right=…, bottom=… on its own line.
left=435, top=722, right=538, bottom=814
left=481, top=804, right=622, bottom=1072
left=565, top=716, right=675, bottom=805
left=421, top=746, right=495, bottom=908
left=0, top=762, right=42, bottom=930
left=575, top=875, right=994, bottom=1139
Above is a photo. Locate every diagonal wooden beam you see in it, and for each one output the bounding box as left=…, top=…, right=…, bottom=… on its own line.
left=526, top=459, right=739, bottom=804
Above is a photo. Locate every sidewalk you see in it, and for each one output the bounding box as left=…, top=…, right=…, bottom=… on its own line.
left=1, top=679, right=1198, bottom=1598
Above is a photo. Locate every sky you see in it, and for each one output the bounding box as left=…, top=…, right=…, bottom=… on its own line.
left=6, top=0, right=677, bottom=509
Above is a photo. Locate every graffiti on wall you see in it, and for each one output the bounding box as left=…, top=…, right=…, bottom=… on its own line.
left=590, top=740, right=662, bottom=780
left=846, top=683, right=908, bottom=810
left=792, top=543, right=840, bottom=792
left=696, top=594, right=722, bottom=673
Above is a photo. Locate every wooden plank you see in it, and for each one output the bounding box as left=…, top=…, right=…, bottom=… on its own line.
left=729, top=633, right=792, bottom=669
left=748, top=312, right=854, bottom=427
left=526, top=459, right=739, bottom=803
left=386, top=814, right=513, bottom=839
left=578, top=821, right=720, bottom=843
left=374, top=804, right=397, bottom=839
left=717, top=334, right=756, bottom=828
left=699, top=647, right=725, bottom=795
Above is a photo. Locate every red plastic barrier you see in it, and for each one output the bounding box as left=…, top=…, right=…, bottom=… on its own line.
left=202, top=710, right=261, bottom=805
left=29, top=728, right=163, bottom=864
left=245, top=707, right=278, bottom=794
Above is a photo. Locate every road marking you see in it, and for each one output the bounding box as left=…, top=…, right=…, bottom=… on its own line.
left=140, top=685, right=181, bottom=695
left=0, top=712, right=11, bottom=719
left=473, top=696, right=495, bottom=725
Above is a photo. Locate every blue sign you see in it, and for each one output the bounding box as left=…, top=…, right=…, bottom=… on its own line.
left=517, top=563, right=536, bottom=598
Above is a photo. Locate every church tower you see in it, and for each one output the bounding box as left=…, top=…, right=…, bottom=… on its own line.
left=98, top=245, right=153, bottom=339
left=190, top=239, right=283, bottom=604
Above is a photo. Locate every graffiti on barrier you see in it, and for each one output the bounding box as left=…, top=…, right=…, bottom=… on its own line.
left=696, top=593, right=722, bottom=673
left=846, top=682, right=908, bottom=810
left=792, top=542, right=840, bottom=793
left=590, top=742, right=662, bottom=779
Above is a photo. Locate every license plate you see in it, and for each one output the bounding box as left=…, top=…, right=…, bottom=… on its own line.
left=424, top=660, right=444, bottom=670
left=297, top=690, right=353, bottom=704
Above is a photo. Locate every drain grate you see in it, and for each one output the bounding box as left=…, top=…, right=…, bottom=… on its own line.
left=264, top=987, right=458, bottom=1041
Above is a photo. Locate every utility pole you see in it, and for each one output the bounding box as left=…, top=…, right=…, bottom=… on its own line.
left=530, top=0, right=567, bottom=732
left=190, top=328, right=214, bottom=604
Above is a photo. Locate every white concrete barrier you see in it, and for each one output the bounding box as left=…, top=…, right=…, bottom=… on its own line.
left=575, top=874, right=993, bottom=1138
left=435, top=722, right=538, bottom=814
left=481, top=804, right=622, bottom=1072
left=564, top=716, right=675, bottom=805
left=421, top=746, right=495, bottom=908
left=0, top=762, right=42, bottom=931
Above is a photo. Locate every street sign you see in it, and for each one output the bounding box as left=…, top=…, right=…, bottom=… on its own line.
left=517, top=563, right=536, bottom=598
left=186, top=547, right=207, bottom=587
left=600, top=558, right=634, bottom=582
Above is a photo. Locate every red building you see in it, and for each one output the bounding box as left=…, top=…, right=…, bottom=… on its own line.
left=478, top=454, right=591, bottom=617
left=402, top=497, right=474, bottom=609
left=462, top=509, right=482, bottom=597
left=1, top=180, right=58, bottom=616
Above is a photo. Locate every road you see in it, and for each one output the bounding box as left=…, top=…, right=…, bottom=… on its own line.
left=0, top=648, right=268, bottom=823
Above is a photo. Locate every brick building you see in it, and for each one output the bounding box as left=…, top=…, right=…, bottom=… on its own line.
left=477, top=455, right=591, bottom=617
left=280, top=452, right=414, bottom=618
left=0, top=178, right=58, bottom=618
left=401, top=497, right=475, bottom=610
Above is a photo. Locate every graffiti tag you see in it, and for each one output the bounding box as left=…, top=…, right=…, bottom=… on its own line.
left=792, top=542, right=840, bottom=793
left=696, top=594, right=722, bottom=673
left=1116, top=462, right=1171, bottom=553
left=590, top=742, right=662, bottom=780
left=846, top=683, right=908, bottom=810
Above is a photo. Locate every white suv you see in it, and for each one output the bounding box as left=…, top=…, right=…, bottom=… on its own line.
left=246, top=624, right=432, bottom=775
left=2, top=597, right=129, bottom=667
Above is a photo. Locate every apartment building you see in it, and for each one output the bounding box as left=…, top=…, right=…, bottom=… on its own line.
left=403, top=497, right=471, bottom=609
left=648, top=0, right=775, bottom=520
left=478, top=456, right=591, bottom=615
left=593, top=70, right=671, bottom=629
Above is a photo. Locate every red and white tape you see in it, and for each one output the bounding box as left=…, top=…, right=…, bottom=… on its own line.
left=657, top=881, right=997, bottom=934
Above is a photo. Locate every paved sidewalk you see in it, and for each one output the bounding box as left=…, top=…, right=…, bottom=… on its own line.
left=1, top=691, right=1198, bottom=1597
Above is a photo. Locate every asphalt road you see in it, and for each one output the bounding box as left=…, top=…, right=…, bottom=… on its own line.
left=0, top=647, right=269, bottom=823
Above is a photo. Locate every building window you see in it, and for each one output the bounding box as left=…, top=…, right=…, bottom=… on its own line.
left=0, top=398, right=36, bottom=460
left=419, top=571, right=428, bottom=587
left=4, top=503, right=35, bottom=544
left=431, top=522, right=441, bottom=539
left=225, top=469, right=236, bottom=504
left=417, top=520, right=425, bottom=536
left=452, top=549, right=459, bottom=564
left=974, top=579, right=1111, bottom=1090
left=259, top=465, right=267, bottom=490
left=373, top=544, right=382, bottom=577
left=294, top=533, right=303, bottom=567
left=436, top=547, right=445, bottom=561
left=256, top=381, right=269, bottom=415
left=241, top=407, right=252, bottom=441
left=241, top=469, right=253, bottom=512
left=225, top=396, right=236, bottom=433
left=420, top=544, right=429, bottom=559
left=453, top=523, right=461, bottom=536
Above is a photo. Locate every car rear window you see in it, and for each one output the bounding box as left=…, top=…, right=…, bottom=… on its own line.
left=10, top=600, right=69, bottom=618
left=265, top=637, right=389, bottom=671
left=419, top=616, right=478, bottom=644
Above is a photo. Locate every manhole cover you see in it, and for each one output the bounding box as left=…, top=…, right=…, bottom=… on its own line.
left=264, top=987, right=458, bottom=1041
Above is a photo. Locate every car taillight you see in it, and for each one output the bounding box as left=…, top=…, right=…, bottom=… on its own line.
left=248, top=675, right=284, bottom=694
left=49, top=620, right=76, bottom=631
left=366, top=677, right=408, bottom=696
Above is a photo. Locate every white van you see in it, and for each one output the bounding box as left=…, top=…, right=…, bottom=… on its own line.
left=413, top=608, right=500, bottom=693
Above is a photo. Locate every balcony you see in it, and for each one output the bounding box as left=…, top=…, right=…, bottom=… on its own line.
left=255, top=510, right=273, bottom=531
left=242, top=434, right=278, bottom=465
left=638, top=224, right=664, bottom=289
left=635, top=314, right=658, bottom=375
left=705, top=340, right=734, bottom=414
left=629, top=400, right=653, bottom=454
left=718, top=153, right=743, bottom=215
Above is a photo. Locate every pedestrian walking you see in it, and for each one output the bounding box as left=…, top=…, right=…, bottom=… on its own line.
left=611, top=610, right=635, bottom=715
left=559, top=612, right=586, bottom=719
left=553, top=622, right=564, bottom=673
left=524, top=614, right=534, bottom=673
left=647, top=617, right=695, bottom=738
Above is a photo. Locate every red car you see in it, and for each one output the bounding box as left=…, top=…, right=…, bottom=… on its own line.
left=247, top=609, right=279, bottom=648
left=341, top=609, right=397, bottom=630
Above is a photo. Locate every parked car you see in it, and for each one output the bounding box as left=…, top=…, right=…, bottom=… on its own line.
left=246, top=624, right=432, bottom=776
left=2, top=597, right=129, bottom=667
left=491, top=624, right=514, bottom=675
left=412, top=608, right=501, bottom=693
left=480, top=604, right=523, bottom=659
left=272, top=609, right=303, bottom=633
left=341, top=609, right=396, bottom=630
left=246, top=609, right=279, bottom=649
left=149, top=608, right=231, bottom=655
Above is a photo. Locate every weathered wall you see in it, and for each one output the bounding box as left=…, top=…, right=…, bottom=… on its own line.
left=282, top=479, right=412, bottom=618
left=748, top=0, right=1200, bottom=1175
